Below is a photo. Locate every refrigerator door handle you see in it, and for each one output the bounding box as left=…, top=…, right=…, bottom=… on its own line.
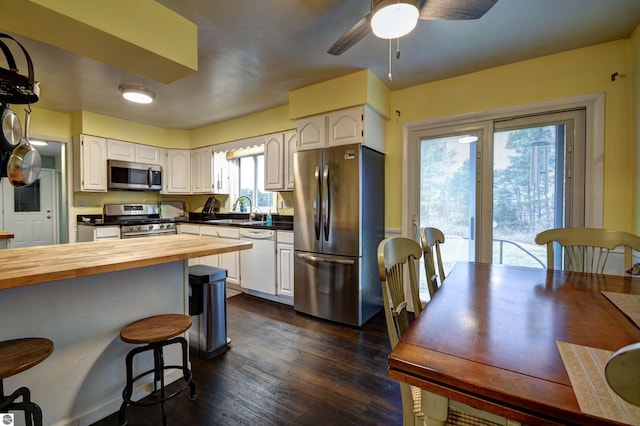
left=314, top=166, right=321, bottom=240
left=296, top=253, right=355, bottom=265
left=322, top=164, right=330, bottom=241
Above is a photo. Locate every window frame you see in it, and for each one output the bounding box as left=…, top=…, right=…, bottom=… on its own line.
left=229, top=151, right=277, bottom=214
left=403, top=93, right=604, bottom=243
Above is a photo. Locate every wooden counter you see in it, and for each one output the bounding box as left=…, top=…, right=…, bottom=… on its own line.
left=0, top=234, right=251, bottom=290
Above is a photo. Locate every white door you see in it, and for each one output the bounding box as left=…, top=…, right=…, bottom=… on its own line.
left=2, top=169, right=57, bottom=247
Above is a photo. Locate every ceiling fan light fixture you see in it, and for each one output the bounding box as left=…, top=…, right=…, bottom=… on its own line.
left=119, top=85, right=156, bottom=104
left=371, top=0, right=419, bottom=39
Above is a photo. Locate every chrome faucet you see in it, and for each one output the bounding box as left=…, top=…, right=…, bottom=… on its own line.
left=232, top=196, right=254, bottom=219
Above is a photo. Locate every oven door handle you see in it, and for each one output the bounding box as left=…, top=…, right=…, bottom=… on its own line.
left=123, top=231, right=176, bottom=238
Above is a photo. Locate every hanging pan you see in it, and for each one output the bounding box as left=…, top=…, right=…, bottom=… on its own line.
left=7, top=108, right=40, bottom=187
left=0, top=102, right=21, bottom=152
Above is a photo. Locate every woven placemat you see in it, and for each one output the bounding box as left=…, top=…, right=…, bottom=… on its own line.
left=556, top=341, right=640, bottom=425
left=602, top=292, right=640, bottom=329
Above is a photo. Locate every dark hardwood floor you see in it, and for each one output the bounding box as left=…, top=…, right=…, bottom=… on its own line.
left=91, top=293, right=403, bottom=426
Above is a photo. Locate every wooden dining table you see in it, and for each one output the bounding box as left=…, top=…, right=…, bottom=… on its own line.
left=388, top=261, right=640, bottom=426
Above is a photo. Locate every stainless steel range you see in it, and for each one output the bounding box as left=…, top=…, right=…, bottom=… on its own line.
left=104, top=203, right=177, bottom=238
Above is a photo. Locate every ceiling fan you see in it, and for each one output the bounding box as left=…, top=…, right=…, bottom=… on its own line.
left=328, top=0, right=498, bottom=56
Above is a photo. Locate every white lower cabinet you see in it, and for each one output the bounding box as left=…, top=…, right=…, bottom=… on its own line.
left=178, top=224, right=240, bottom=286
left=199, top=226, right=240, bottom=286
left=177, top=224, right=201, bottom=266
left=277, top=231, right=294, bottom=300
left=77, top=224, right=121, bottom=242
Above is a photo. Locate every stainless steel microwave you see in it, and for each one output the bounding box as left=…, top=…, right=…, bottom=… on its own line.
left=107, top=160, right=162, bottom=191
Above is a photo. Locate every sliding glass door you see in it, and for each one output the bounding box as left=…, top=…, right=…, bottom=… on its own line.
left=408, top=109, right=586, bottom=299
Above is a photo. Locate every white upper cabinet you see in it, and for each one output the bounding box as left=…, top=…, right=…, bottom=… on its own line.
left=107, top=139, right=161, bottom=164
left=136, top=144, right=161, bottom=164
left=296, top=105, right=385, bottom=153
left=284, top=130, right=296, bottom=190
left=264, top=130, right=296, bottom=191
left=328, top=107, right=364, bottom=146
left=106, top=139, right=135, bottom=161
left=297, top=115, right=325, bottom=151
left=264, top=132, right=285, bottom=191
left=212, top=151, right=230, bottom=194
left=191, top=146, right=214, bottom=194
left=162, top=149, right=191, bottom=194
left=74, top=134, right=108, bottom=192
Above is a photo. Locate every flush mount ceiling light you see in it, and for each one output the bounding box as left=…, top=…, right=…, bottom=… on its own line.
left=371, top=0, right=419, bottom=39
left=119, top=85, right=156, bottom=104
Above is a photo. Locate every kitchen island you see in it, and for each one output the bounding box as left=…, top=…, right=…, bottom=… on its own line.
left=0, top=234, right=251, bottom=426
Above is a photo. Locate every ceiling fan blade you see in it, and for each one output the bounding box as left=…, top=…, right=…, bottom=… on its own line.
left=327, top=13, right=372, bottom=56
left=419, top=0, right=498, bottom=20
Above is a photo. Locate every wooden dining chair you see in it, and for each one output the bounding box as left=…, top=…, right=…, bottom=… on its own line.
left=419, top=227, right=446, bottom=298
left=534, top=227, right=640, bottom=273
left=377, top=237, right=518, bottom=426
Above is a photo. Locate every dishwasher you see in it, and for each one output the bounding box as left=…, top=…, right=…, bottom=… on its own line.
left=240, top=228, right=276, bottom=295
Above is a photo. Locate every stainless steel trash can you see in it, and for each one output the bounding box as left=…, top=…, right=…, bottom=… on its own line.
left=188, top=265, right=229, bottom=359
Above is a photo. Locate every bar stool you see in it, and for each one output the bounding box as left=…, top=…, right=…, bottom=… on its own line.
left=0, top=338, right=54, bottom=426
left=118, top=314, right=196, bottom=426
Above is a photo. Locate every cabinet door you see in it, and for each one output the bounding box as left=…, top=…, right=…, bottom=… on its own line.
left=296, top=115, right=325, bottom=151
left=284, top=130, right=296, bottom=190
left=77, top=135, right=108, bottom=192
left=164, top=149, right=191, bottom=194
left=212, top=151, right=230, bottom=194
left=328, top=106, right=363, bottom=146
left=136, top=145, right=161, bottom=164
left=199, top=226, right=240, bottom=286
left=107, top=139, right=135, bottom=161
left=198, top=226, right=221, bottom=267
left=190, top=147, right=213, bottom=194
left=191, top=149, right=204, bottom=193
left=264, top=133, right=284, bottom=190
left=277, top=243, right=294, bottom=297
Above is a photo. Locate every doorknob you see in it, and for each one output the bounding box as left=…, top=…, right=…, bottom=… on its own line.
left=47, top=216, right=51, bottom=219
left=46, top=210, right=51, bottom=213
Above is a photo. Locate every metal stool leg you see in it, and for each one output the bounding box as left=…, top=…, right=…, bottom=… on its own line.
left=0, top=381, right=43, bottom=426
left=119, top=337, right=196, bottom=426
left=178, top=338, right=197, bottom=400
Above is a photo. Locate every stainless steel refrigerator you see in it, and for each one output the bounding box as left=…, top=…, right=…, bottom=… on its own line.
left=293, top=144, right=384, bottom=327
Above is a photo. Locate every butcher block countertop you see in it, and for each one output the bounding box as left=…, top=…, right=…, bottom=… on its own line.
left=0, top=234, right=252, bottom=291
left=0, top=231, right=14, bottom=239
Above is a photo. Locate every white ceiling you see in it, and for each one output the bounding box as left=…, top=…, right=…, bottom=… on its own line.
left=3, top=0, right=640, bottom=132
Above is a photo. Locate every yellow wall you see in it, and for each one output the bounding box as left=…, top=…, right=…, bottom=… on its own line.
left=73, top=111, right=190, bottom=148
left=632, top=26, right=640, bottom=235
left=389, top=39, right=635, bottom=232
left=29, top=106, right=73, bottom=142
left=288, top=69, right=391, bottom=119
left=191, top=105, right=294, bottom=148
